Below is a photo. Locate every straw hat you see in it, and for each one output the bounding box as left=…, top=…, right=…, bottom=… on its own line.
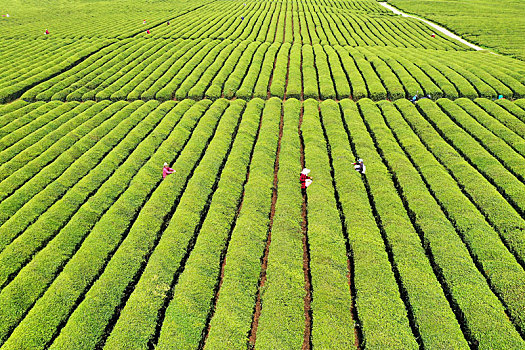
left=164, top=162, right=168, bottom=167
left=301, top=168, right=310, bottom=175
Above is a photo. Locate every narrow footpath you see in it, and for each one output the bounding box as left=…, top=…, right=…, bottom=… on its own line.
left=379, top=2, right=487, bottom=52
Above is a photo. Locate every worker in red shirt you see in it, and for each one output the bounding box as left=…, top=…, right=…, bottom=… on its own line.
left=163, top=162, right=175, bottom=179
left=300, top=168, right=312, bottom=195
left=44, top=29, right=49, bottom=35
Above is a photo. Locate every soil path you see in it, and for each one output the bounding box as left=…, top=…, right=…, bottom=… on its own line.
left=379, top=2, right=486, bottom=52
left=248, top=105, right=284, bottom=348
left=298, top=107, right=312, bottom=350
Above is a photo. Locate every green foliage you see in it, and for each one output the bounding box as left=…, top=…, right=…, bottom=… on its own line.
left=327, top=99, right=417, bottom=348
left=0, top=100, right=129, bottom=227
left=304, top=99, right=354, bottom=348
left=437, top=99, right=525, bottom=183
left=0, top=101, right=67, bottom=147
left=157, top=40, right=221, bottom=101
left=418, top=99, right=525, bottom=214
left=475, top=98, right=525, bottom=139
left=390, top=0, right=525, bottom=60
left=175, top=40, right=231, bottom=100
left=1, top=100, right=220, bottom=350
left=0, top=101, right=95, bottom=186
left=1, top=0, right=524, bottom=104
left=347, top=49, right=387, bottom=100
left=155, top=100, right=259, bottom=350
left=396, top=98, right=525, bottom=286
left=454, top=98, right=525, bottom=157
left=204, top=98, right=279, bottom=349
left=223, top=42, right=261, bottom=99
left=312, top=45, right=335, bottom=99
left=324, top=45, right=351, bottom=99
left=1, top=99, right=202, bottom=350
left=381, top=99, right=525, bottom=339
left=0, top=40, right=110, bottom=103
left=302, top=44, right=319, bottom=99
left=52, top=100, right=244, bottom=350
left=256, top=97, right=305, bottom=349
left=2, top=0, right=525, bottom=348
left=0, top=101, right=156, bottom=278
left=0, top=101, right=187, bottom=346
left=285, top=44, right=302, bottom=99
left=252, top=43, right=279, bottom=99
left=495, top=98, right=525, bottom=123
left=205, top=41, right=250, bottom=100
left=235, top=42, right=270, bottom=100
left=357, top=99, right=468, bottom=349
left=269, top=43, right=291, bottom=98
left=358, top=50, right=406, bottom=100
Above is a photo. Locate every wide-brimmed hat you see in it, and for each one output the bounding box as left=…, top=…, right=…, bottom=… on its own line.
left=301, top=168, right=311, bottom=175
left=358, top=159, right=363, bottom=163
left=164, top=162, right=169, bottom=167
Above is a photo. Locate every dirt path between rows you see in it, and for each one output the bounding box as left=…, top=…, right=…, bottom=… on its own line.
left=298, top=106, right=312, bottom=350
left=248, top=105, right=284, bottom=348
left=200, top=106, right=266, bottom=349
left=379, top=2, right=486, bottom=52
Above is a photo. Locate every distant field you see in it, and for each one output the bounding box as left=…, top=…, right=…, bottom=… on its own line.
left=389, top=0, right=525, bottom=60
left=0, top=0, right=210, bottom=38
left=1, top=0, right=525, bottom=349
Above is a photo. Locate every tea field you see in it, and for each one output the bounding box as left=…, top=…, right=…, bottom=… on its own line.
left=0, top=0, right=524, bottom=349
left=389, top=0, right=525, bottom=60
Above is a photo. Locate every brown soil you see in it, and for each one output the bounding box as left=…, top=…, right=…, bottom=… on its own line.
left=347, top=259, right=361, bottom=349
left=201, top=199, right=243, bottom=347
left=248, top=105, right=284, bottom=347
left=201, top=107, right=265, bottom=349
left=301, top=198, right=312, bottom=350
left=299, top=105, right=312, bottom=350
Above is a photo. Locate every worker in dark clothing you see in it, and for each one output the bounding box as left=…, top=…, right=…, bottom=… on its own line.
left=300, top=168, right=312, bottom=195
left=352, top=159, right=366, bottom=174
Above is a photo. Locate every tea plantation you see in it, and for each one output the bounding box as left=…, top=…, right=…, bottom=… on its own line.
left=0, top=0, right=524, bottom=349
